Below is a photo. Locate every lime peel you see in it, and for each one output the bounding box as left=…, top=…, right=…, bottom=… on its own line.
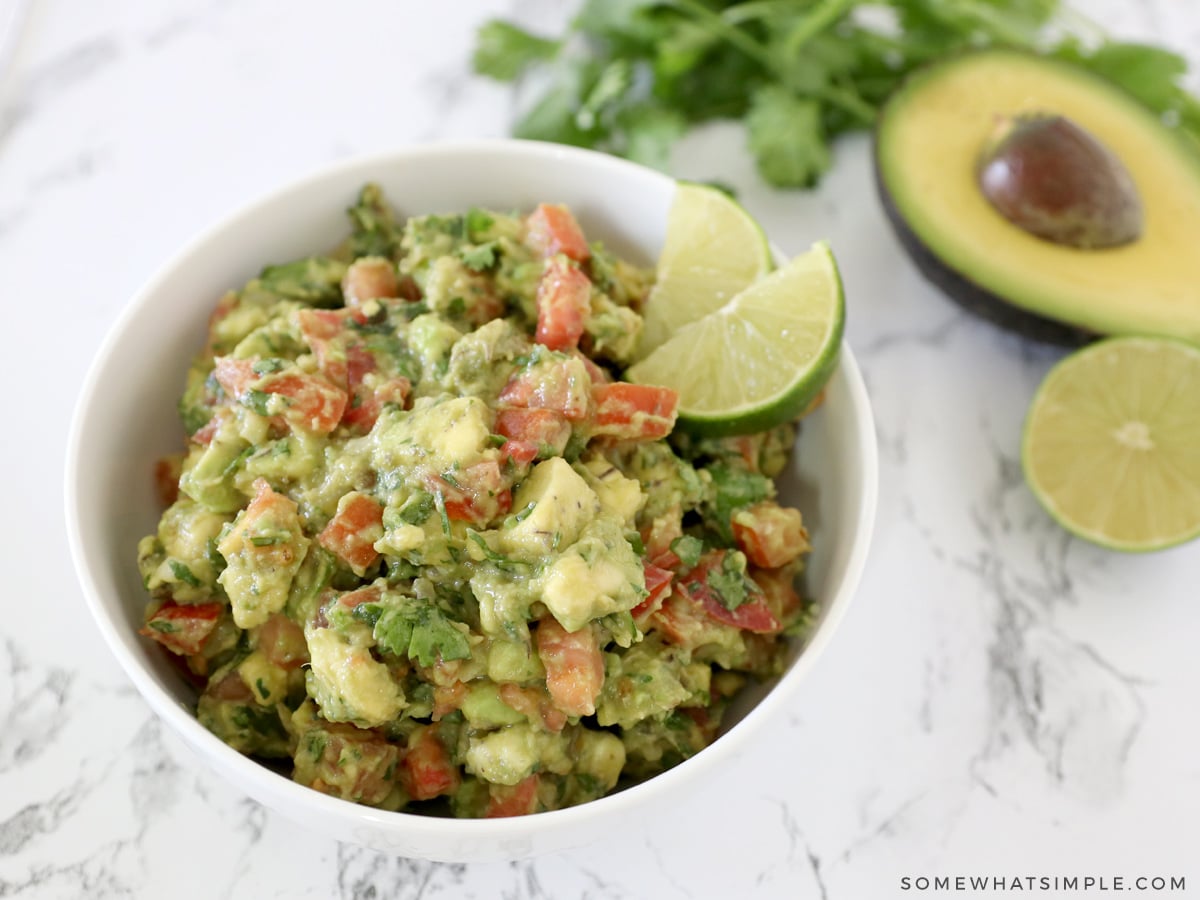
left=1021, top=335, right=1200, bottom=552
left=628, top=241, right=845, bottom=437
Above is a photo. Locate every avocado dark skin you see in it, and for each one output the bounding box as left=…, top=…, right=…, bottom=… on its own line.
left=869, top=48, right=1200, bottom=347
left=872, top=156, right=1093, bottom=346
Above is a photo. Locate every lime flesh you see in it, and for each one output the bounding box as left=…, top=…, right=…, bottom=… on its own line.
left=627, top=242, right=844, bottom=437
left=1022, top=336, right=1200, bottom=552
left=637, top=183, right=772, bottom=359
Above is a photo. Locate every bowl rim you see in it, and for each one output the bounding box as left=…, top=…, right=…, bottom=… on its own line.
left=64, top=138, right=878, bottom=841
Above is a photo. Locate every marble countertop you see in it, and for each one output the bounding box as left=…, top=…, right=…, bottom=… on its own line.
left=3, top=0, right=1198, bottom=896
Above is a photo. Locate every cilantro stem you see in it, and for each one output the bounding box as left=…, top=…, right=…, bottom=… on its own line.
left=672, top=0, right=779, bottom=75
left=783, top=0, right=859, bottom=58
left=817, top=82, right=876, bottom=124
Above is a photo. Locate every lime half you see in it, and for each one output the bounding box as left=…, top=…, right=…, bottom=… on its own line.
left=1022, top=336, right=1200, bottom=552
left=627, top=242, right=844, bottom=436
left=637, top=183, right=772, bottom=359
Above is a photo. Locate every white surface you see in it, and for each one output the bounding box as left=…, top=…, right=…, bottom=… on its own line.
left=63, top=141, right=877, bottom=862
left=3, top=0, right=1199, bottom=896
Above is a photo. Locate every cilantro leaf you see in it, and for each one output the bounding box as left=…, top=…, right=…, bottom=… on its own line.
left=373, top=601, right=472, bottom=668
left=459, top=242, right=498, bottom=272
left=475, top=0, right=1200, bottom=190
left=706, top=462, right=773, bottom=544
left=473, top=20, right=561, bottom=82
left=746, top=85, right=831, bottom=189
left=258, top=257, right=347, bottom=307
left=705, top=552, right=754, bottom=612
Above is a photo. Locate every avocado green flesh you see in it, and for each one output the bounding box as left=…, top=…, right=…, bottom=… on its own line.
left=875, top=49, right=1200, bottom=345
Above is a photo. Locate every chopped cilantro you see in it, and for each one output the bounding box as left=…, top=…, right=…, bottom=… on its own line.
left=168, top=559, right=201, bottom=588
left=459, top=242, right=498, bottom=272
left=670, top=535, right=704, bottom=569
left=373, top=601, right=472, bottom=668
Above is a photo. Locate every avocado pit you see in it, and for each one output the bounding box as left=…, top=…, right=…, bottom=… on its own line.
left=978, top=113, right=1143, bottom=249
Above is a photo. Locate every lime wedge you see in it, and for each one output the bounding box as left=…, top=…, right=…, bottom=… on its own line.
left=638, top=183, right=772, bottom=359
left=627, top=242, right=844, bottom=436
left=1022, top=336, right=1200, bottom=552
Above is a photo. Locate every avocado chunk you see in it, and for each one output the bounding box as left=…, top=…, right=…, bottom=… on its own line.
left=874, top=49, right=1200, bottom=345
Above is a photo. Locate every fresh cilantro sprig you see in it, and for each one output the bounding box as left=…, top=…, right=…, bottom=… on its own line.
left=473, top=0, right=1200, bottom=189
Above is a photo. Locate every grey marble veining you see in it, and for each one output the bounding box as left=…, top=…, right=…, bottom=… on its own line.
left=1, top=0, right=1198, bottom=897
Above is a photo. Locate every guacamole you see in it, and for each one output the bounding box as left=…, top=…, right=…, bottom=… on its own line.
left=137, top=185, right=815, bottom=817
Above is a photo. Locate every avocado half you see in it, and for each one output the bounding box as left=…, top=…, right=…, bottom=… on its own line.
left=874, top=49, right=1200, bottom=345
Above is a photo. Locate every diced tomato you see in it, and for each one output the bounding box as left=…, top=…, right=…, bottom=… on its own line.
left=536, top=617, right=605, bottom=718
left=213, top=356, right=256, bottom=398
left=535, top=258, right=591, bottom=352
left=209, top=668, right=255, bottom=702
left=222, top=479, right=305, bottom=574
left=485, top=774, right=541, bottom=818
left=431, top=682, right=466, bottom=720
left=498, top=360, right=592, bottom=422
left=343, top=375, right=410, bottom=433
left=261, top=372, right=348, bottom=434
left=318, top=492, right=384, bottom=574
left=494, top=408, right=571, bottom=454
left=632, top=562, right=674, bottom=621
left=498, top=684, right=568, bottom=733
left=257, top=613, right=309, bottom=670
left=750, top=567, right=803, bottom=633
left=190, top=412, right=224, bottom=446
left=731, top=501, right=811, bottom=569
left=499, top=440, right=539, bottom=467
left=303, top=725, right=400, bottom=807
left=342, top=257, right=399, bottom=305
left=154, top=454, right=183, bottom=508
left=676, top=551, right=780, bottom=634
left=641, top=507, right=684, bottom=560
left=525, top=203, right=590, bottom=262
left=591, top=383, right=678, bottom=441
left=399, top=725, right=460, bottom=802
left=297, top=308, right=356, bottom=387
left=214, top=356, right=348, bottom=434
left=139, top=600, right=223, bottom=656
left=430, top=460, right=512, bottom=526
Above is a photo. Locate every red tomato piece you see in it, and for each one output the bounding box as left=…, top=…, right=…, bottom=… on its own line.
left=499, top=440, right=539, bottom=467
left=485, top=774, right=541, bottom=818
left=497, top=684, right=568, bottom=733
left=343, top=375, right=410, bottom=433
left=139, top=600, right=223, bottom=656
left=431, top=461, right=512, bottom=525
left=213, top=357, right=256, bottom=398
left=498, top=361, right=592, bottom=422
left=214, top=356, right=348, bottom=434
left=750, top=567, right=803, bottom=633
left=535, top=258, right=591, bottom=352
left=536, top=617, right=605, bottom=718
left=318, top=492, right=384, bottom=573
left=591, top=383, right=678, bottom=441
left=676, top=551, right=780, bottom=634
left=399, top=725, right=460, bottom=802
left=257, top=613, right=309, bottom=670
left=731, top=501, right=811, bottom=569
left=632, top=562, right=674, bottom=620
left=525, top=203, right=590, bottom=262
left=342, top=257, right=399, bottom=306
left=494, top=408, right=571, bottom=454
left=261, top=372, right=348, bottom=434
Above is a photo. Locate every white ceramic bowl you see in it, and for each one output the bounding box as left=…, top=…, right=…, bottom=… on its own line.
left=65, top=140, right=877, bottom=862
